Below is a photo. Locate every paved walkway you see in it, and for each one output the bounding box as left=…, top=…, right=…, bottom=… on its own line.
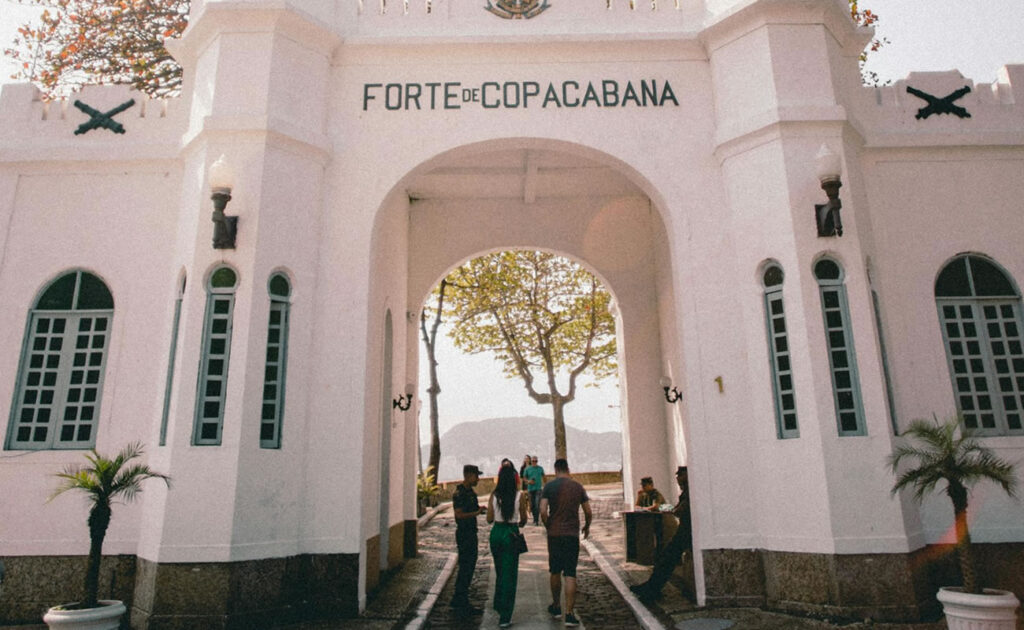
left=277, top=483, right=951, bottom=630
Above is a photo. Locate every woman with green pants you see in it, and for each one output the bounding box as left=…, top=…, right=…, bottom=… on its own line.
left=487, top=465, right=528, bottom=627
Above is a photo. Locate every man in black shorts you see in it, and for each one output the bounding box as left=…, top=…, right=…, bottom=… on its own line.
left=540, top=458, right=592, bottom=627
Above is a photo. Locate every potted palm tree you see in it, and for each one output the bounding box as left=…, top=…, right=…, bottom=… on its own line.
left=416, top=465, right=441, bottom=517
left=888, top=415, right=1020, bottom=630
left=43, top=443, right=170, bottom=630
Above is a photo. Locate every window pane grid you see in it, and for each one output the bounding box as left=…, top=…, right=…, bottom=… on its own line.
left=260, top=300, right=289, bottom=448
left=819, top=285, right=865, bottom=435
left=10, top=313, right=109, bottom=449
left=764, top=291, right=798, bottom=438
left=940, top=298, right=1024, bottom=435
left=194, top=293, right=234, bottom=445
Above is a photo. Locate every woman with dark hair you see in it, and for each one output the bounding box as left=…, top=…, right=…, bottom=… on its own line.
left=487, top=464, right=528, bottom=627
left=501, top=457, right=521, bottom=488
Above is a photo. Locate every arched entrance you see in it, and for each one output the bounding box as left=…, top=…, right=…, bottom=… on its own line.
left=359, top=138, right=693, bottom=600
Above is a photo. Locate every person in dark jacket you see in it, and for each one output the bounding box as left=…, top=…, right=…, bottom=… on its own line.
left=451, top=464, right=485, bottom=611
left=630, top=466, right=693, bottom=602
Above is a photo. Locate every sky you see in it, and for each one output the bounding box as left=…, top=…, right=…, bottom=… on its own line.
left=2, top=0, right=1023, bottom=444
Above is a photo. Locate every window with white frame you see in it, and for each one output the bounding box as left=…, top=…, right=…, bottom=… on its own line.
left=6, top=271, right=113, bottom=450
left=814, top=258, right=865, bottom=436
left=762, top=263, right=798, bottom=439
left=260, top=273, right=291, bottom=448
left=193, top=266, right=237, bottom=445
left=935, top=255, right=1024, bottom=436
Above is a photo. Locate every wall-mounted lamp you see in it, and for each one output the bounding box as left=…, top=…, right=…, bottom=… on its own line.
left=660, top=377, right=682, bottom=404
left=813, top=144, right=843, bottom=238
left=209, top=154, right=238, bottom=249
left=393, top=383, right=415, bottom=411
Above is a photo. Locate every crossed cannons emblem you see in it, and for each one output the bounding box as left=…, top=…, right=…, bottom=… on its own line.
left=72, top=99, right=136, bottom=135
left=906, top=85, right=971, bottom=120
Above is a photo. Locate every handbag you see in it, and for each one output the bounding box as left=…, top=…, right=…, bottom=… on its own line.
left=511, top=530, right=528, bottom=554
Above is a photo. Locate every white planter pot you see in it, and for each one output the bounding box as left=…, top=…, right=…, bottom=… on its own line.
left=937, top=587, right=1020, bottom=630
left=43, top=600, right=126, bottom=630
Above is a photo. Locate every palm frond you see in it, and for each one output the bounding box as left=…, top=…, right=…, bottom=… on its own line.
left=889, top=414, right=1018, bottom=501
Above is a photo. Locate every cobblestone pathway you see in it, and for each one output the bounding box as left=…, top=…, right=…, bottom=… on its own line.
left=426, top=491, right=640, bottom=630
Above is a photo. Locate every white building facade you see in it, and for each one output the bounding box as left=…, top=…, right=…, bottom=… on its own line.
left=1, top=0, right=1022, bottom=626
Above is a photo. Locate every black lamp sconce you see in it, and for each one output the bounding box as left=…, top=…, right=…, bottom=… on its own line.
left=209, top=155, right=239, bottom=249
left=660, top=377, right=682, bottom=404
left=393, top=383, right=415, bottom=411
left=814, top=145, right=843, bottom=238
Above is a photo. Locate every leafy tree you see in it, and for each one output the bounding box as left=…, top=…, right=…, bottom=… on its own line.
left=4, top=0, right=188, bottom=98
left=444, top=250, right=616, bottom=460
left=420, top=279, right=449, bottom=477
left=888, top=415, right=1018, bottom=594
left=50, top=442, right=171, bottom=608
left=849, top=0, right=889, bottom=85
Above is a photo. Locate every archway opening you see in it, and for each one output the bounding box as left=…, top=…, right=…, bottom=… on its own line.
left=416, top=249, right=622, bottom=486
left=362, top=139, right=691, bottom=602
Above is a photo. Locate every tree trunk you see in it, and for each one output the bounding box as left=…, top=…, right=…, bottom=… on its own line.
left=552, top=397, right=567, bottom=460
left=421, top=280, right=447, bottom=477
left=85, top=502, right=111, bottom=608
left=948, top=482, right=979, bottom=594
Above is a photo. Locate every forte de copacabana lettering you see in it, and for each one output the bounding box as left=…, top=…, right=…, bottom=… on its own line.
left=362, top=79, right=679, bottom=111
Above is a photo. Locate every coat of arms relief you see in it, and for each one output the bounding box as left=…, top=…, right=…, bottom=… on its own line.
left=485, top=0, right=550, bottom=19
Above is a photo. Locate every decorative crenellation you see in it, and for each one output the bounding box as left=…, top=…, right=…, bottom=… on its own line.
left=355, top=0, right=684, bottom=16
left=0, top=83, right=186, bottom=143
left=851, top=65, right=1024, bottom=139
left=872, top=66, right=1024, bottom=109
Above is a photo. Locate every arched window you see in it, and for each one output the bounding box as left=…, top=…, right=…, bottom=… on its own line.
left=193, top=266, right=237, bottom=445
left=260, top=273, right=291, bottom=448
left=815, top=258, right=865, bottom=436
left=159, top=273, right=186, bottom=446
left=935, top=255, right=1023, bottom=435
left=6, top=271, right=113, bottom=450
left=762, top=263, right=798, bottom=438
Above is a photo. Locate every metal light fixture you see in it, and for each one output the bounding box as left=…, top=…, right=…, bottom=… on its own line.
left=814, top=144, right=843, bottom=238
left=660, top=376, right=682, bottom=404
left=209, top=155, right=238, bottom=249
left=393, top=383, right=415, bottom=411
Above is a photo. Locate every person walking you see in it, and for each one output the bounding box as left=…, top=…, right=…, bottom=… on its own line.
left=486, top=465, right=528, bottom=627
left=451, top=463, right=485, bottom=611
left=523, top=455, right=545, bottom=525
left=540, top=458, right=592, bottom=627
left=630, top=466, right=693, bottom=603
left=519, top=454, right=531, bottom=491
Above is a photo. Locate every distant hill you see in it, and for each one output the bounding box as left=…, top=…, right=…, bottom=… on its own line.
left=424, top=416, right=622, bottom=481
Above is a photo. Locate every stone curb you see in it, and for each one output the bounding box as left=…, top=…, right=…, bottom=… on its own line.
left=582, top=537, right=666, bottom=630
left=417, top=501, right=450, bottom=528
left=403, top=552, right=458, bottom=630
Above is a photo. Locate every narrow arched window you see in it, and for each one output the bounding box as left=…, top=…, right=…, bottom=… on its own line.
left=260, top=273, right=291, bottom=448
left=159, top=273, right=186, bottom=446
left=762, top=263, right=798, bottom=438
left=6, top=271, right=113, bottom=450
left=815, top=258, right=865, bottom=436
left=194, top=266, right=237, bottom=445
left=936, top=255, right=1023, bottom=435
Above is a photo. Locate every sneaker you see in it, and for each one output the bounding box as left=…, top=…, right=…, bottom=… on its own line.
left=499, top=619, right=512, bottom=628
left=547, top=604, right=562, bottom=618
left=564, top=612, right=580, bottom=627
